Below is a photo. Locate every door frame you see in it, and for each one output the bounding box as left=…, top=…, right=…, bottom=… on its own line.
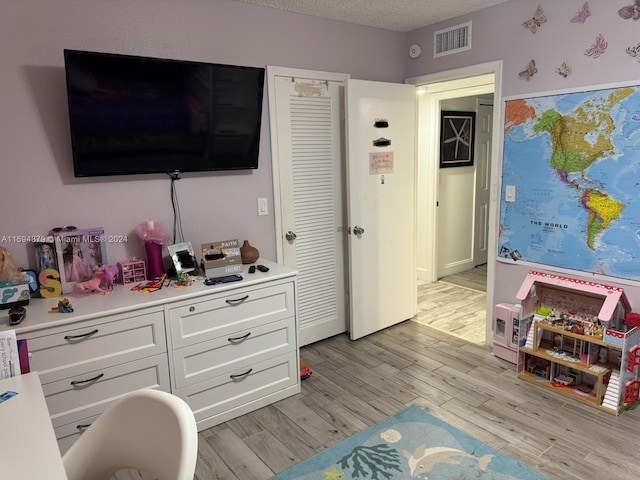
left=267, top=62, right=503, bottom=345
left=266, top=66, right=350, bottom=263
left=407, top=60, right=503, bottom=344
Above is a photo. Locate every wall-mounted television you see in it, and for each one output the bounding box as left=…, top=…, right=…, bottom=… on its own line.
left=63, top=49, right=265, bottom=177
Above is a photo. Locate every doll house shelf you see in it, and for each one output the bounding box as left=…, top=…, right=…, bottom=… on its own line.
left=515, top=271, right=640, bottom=415
left=118, top=259, right=146, bottom=285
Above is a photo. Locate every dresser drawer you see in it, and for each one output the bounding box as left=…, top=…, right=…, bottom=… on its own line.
left=43, top=354, right=170, bottom=429
left=22, top=309, right=166, bottom=385
left=168, top=281, right=295, bottom=349
left=176, top=351, right=298, bottom=427
left=172, top=317, right=295, bottom=389
left=54, top=412, right=101, bottom=455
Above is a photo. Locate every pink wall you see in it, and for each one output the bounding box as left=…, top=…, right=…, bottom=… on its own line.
left=5, top=0, right=637, bottom=309
left=1, top=0, right=405, bottom=270
left=406, top=0, right=640, bottom=96
left=405, top=0, right=640, bottom=306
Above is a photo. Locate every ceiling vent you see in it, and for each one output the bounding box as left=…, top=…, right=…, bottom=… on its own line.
left=434, top=21, right=472, bottom=58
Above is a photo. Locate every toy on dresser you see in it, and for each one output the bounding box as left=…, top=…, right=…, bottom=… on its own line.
left=97, top=264, right=119, bottom=290
left=0, top=247, right=31, bottom=309
left=118, top=259, right=146, bottom=285
left=75, top=271, right=108, bottom=295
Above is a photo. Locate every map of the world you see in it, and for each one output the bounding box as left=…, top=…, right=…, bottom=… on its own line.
left=499, top=84, right=640, bottom=281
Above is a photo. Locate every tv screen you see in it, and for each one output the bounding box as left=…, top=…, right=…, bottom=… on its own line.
left=63, top=50, right=265, bottom=177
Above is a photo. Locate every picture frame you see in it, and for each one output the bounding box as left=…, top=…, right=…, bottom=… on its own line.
left=440, top=110, right=476, bottom=168
left=201, top=239, right=242, bottom=278
left=167, top=241, right=199, bottom=276
left=51, top=228, right=107, bottom=293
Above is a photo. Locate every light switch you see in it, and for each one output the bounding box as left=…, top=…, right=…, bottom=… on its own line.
left=258, top=197, right=268, bottom=216
left=505, top=185, right=516, bottom=202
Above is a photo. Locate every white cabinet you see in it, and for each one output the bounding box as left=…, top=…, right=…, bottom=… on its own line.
left=168, top=278, right=298, bottom=429
left=5, top=260, right=298, bottom=451
left=18, top=307, right=170, bottom=453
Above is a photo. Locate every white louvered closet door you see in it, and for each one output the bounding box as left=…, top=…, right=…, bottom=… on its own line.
left=274, top=76, right=347, bottom=346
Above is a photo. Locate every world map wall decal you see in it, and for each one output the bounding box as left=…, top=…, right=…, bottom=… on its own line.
left=499, top=84, right=640, bottom=281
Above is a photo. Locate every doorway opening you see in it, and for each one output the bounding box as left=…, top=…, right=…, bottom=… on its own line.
left=409, top=62, right=503, bottom=345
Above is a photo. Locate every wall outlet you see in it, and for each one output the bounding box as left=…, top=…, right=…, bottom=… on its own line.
left=258, top=197, right=268, bottom=216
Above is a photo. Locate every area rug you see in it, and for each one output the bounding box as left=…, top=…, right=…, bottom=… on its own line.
left=272, top=406, right=548, bottom=479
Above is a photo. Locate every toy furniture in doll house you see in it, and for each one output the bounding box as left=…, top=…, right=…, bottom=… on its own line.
left=492, top=302, right=527, bottom=363
left=515, top=271, right=640, bottom=415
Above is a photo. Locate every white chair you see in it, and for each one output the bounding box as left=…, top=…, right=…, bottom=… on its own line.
left=62, top=388, right=198, bottom=480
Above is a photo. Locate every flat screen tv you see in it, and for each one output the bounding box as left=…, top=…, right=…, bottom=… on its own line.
left=63, top=49, right=265, bottom=177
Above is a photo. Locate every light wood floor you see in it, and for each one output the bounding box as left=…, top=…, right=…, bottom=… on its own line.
left=415, top=264, right=487, bottom=344
left=181, top=322, right=640, bottom=480
left=117, top=264, right=640, bottom=480
left=440, top=263, right=487, bottom=293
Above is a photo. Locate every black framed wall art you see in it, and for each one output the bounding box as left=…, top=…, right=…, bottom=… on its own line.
left=440, top=110, right=476, bottom=168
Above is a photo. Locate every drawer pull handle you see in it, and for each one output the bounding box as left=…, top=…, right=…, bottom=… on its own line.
left=228, top=332, right=251, bottom=343
left=225, top=295, right=249, bottom=306
left=76, top=424, right=92, bottom=431
left=230, top=368, right=253, bottom=380
left=64, top=329, right=99, bottom=341
left=70, top=373, right=104, bottom=386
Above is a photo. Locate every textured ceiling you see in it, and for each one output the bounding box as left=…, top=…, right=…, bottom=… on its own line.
left=231, top=0, right=511, bottom=32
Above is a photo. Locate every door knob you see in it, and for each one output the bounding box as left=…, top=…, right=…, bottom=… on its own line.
left=353, top=226, right=365, bottom=235
left=285, top=231, right=297, bottom=241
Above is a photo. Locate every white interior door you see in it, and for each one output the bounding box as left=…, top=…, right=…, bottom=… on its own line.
left=270, top=71, right=348, bottom=346
left=474, top=98, right=493, bottom=266
left=346, top=79, right=416, bottom=340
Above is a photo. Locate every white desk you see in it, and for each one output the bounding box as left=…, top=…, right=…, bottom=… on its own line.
left=0, top=372, right=67, bottom=479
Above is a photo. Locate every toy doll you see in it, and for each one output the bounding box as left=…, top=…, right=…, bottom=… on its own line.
left=63, top=239, right=91, bottom=282
left=37, top=243, right=56, bottom=272
left=0, top=247, right=28, bottom=286
left=87, top=241, right=102, bottom=274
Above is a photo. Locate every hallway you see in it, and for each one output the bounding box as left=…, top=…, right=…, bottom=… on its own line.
left=414, top=265, right=487, bottom=344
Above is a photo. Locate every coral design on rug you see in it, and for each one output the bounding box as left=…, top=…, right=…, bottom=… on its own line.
left=272, top=406, right=548, bottom=480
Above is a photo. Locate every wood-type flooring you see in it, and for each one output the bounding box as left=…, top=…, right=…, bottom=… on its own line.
left=415, top=264, right=487, bottom=344
left=115, top=264, right=640, bottom=480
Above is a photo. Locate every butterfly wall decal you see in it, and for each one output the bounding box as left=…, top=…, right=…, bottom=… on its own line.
left=619, top=0, right=640, bottom=20
left=518, top=60, right=537, bottom=81
left=626, top=43, right=640, bottom=62
left=522, top=5, right=547, bottom=33
left=584, top=34, right=607, bottom=58
left=556, top=61, right=572, bottom=78
left=571, top=2, right=591, bottom=23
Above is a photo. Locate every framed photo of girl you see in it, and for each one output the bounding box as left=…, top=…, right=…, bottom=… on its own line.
left=440, top=110, right=476, bottom=168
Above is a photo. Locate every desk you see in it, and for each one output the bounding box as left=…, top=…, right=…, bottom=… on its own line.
left=0, top=372, right=67, bottom=479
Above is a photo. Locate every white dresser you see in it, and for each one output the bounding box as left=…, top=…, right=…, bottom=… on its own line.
left=1, top=260, right=298, bottom=452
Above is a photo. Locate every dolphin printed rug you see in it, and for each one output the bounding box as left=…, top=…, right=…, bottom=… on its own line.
left=272, top=405, right=548, bottom=479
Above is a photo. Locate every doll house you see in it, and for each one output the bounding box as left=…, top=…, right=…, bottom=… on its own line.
left=515, top=271, right=640, bottom=415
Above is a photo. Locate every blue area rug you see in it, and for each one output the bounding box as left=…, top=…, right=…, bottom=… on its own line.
left=272, top=406, right=548, bottom=479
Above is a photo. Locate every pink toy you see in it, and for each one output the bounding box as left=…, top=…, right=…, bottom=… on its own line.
left=75, top=272, right=108, bottom=295
left=97, top=264, right=119, bottom=290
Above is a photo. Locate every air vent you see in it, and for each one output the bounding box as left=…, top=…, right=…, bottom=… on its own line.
left=434, top=21, right=472, bottom=58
